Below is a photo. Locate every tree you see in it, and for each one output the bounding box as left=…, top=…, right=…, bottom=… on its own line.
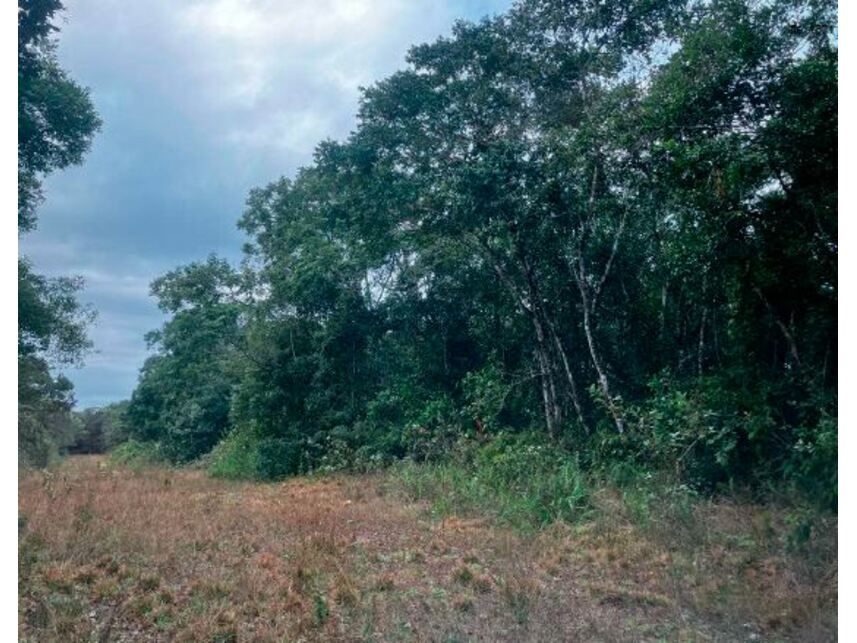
left=18, top=259, right=93, bottom=466
left=18, top=1, right=100, bottom=466
left=18, top=0, right=101, bottom=232
left=128, top=0, right=836, bottom=500
left=127, top=257, right=244, bottom=461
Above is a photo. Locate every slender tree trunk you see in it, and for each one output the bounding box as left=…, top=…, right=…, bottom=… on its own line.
left=698, top=307, right=707, bottom=377
left=474, top=237, right=563, bottom=437
left=531, top=312, right=562, bottom=438
left=545, top=314, right=587, bottom=431
left=753, top=284, right=801, bottom=367
left=574, top=263, right=624, bottom=434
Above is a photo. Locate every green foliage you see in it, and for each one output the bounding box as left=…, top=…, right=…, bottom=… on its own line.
left=125, top=0, right=836, bottom=508
left=784, top=410, right=837, bottom=510
left=65, top=402, right=131, bottom=454
left=18, top=258, right=93, bottom=465
left=126, top=257, right=243, bottom=462
left=109, top=439, right=166, bottom=468
left=18, top=1, right=99, bottom=468
left=208, top=427, right=260, bottom=480
left=393, top=434, right=589, bottom=529
left=18, top=0, right=101, bottom=231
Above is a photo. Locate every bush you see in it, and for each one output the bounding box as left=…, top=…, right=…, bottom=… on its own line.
left=784, top=411, right=837, bottom=510
left=109, top=440, right=165, bottom=468
left=400, top=397, right=462, bottom=462
left=606, top=372, right=837, bottom=509
left=209, top=426, right=307, bottom=481
left=208, top=428, right=259, bottom=479
left=392, top=433, right=589, bottom=529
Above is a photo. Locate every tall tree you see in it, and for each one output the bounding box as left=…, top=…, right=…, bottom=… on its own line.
left=18, top=0, right=100, bottom=465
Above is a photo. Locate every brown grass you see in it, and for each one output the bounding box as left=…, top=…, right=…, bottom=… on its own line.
left=19, top=456, right=836, bottom=641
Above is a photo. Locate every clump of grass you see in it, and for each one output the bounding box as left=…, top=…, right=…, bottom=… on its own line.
left=392, top=433, right=590, bottom=530
left=313, top=594, right=329, bottom=626
left=472, top=573, right=493, bottom=594
left=452, top=564, right=473, bottom=585
left=452, top=594, right=474, bottom=612
left=373, top=574, right=395, bottom=592
left=138, top=573, right=161, bottom=592
left=588, top=582, right=672, bottom=608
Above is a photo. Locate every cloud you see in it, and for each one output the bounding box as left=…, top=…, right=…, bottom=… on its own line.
left=21, top=0, right=513, bottom=407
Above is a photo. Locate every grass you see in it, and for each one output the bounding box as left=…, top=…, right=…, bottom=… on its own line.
left=19, top=455, right=836, bottom=641
left=388, top=435, right=590, bottom=530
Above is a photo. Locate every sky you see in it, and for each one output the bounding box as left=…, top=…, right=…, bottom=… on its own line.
left=21, top=0, right=514, bottom=409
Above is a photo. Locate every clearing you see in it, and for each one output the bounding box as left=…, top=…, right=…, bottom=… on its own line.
left=19, top=456, right=835, bottom=641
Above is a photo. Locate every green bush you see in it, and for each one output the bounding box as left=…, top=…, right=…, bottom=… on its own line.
left=393, top=433, right=589, bottom=529
left=209, top=426, right=308, bottom=481
left=784, top=411, right=837, bottom=510
left=208, top=428, right=259, bottom=479
left=109, top=439, right=165, bottom=468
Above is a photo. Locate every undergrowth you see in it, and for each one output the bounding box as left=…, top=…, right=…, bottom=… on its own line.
left=109, top=439, right=166, bottom=469
left=390, top=433, right=590, bottom=530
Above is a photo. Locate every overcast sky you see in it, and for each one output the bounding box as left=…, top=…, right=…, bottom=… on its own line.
left=21, top=0, right=513, bottom=409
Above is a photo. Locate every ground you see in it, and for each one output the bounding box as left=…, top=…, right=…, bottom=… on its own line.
left=19, top=456, right=836, bottom=641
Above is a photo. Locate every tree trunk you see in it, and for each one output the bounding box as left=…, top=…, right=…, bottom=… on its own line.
left=545, top=314, right=587, bottom=432
left=574, top=263, right=624, bottom=434
left=531, top=312, right=562, bottom=439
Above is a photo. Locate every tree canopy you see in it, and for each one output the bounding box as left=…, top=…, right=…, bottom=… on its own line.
left=127, top=0, right=836, bottom=505
left=18, top=0, right=100, bottom=466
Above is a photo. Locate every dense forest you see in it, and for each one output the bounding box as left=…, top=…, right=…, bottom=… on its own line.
left=19, top=0, right=837, bottom=509
left=119, top=0, right=836, bottom=507
left=16, top=1, right=838, bottom=638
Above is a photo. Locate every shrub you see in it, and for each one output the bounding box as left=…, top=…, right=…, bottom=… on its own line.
left=209, top=425, right=308, bottom=481
left=393, top=433, right=589, bottom=529
left=109, top=439, right=165, bottom=468
left=400, top=396, right=462, bottom=462
left=208, top=428, right=259, bottom=479
left=784, top=411, right=837, bottom=510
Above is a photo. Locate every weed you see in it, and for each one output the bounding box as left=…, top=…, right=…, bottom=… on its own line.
left=452, top=564, right=473, bottom=585
left=313, top=594, right=329, bottom=626
left=138, top=573, right=161, bottom=591
left=500, top=576, right=538, bottom=626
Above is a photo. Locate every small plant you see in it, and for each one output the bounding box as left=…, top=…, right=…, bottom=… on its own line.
left=138, top=573, right=161, bottom=592
left=453, top=564, right=474, bottom=585
left=313, top=594, right=329, bottom=626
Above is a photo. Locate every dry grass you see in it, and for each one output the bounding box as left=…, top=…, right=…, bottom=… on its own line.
left=19, top=456, right=836, bottom=641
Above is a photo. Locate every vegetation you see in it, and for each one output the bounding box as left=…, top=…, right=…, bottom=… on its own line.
left=19, top=456, right=836, bottom=640
left=18, top=0, right=101, bottom=466
left=123, top=0, right=836, bottom=509
left=18, top=0, right=838, bottom=638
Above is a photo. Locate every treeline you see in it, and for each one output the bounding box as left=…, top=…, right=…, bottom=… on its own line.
left=124, top=0, right=837, bottom=506
left=18, top=0, right=101, bottom=467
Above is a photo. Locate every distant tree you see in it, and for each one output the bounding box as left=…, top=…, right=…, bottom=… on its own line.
left=127, top=257, right=245, bottom=462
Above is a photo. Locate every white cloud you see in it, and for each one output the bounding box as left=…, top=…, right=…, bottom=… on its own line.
left=30, top=0, right=512, bottom=407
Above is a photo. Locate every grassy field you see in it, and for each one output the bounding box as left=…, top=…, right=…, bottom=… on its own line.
left=19, top=456, right=836, bottom=641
